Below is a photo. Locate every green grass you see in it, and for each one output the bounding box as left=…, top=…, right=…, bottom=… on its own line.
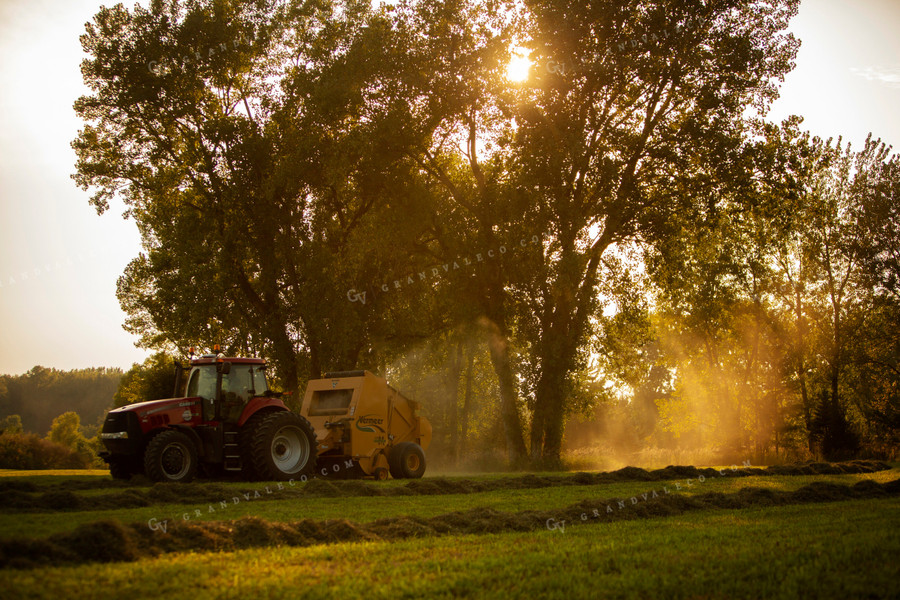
left=0, top=469, right=110, bottom=481
left=1, top=498, right=896, bottom=599
left=1, top=468, right=896, bottom=540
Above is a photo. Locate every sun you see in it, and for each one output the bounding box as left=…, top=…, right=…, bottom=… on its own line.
left=506, top=50, right=532, bottom=83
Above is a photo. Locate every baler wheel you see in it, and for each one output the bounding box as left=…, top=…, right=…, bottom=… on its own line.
left=388, top=442, right=426, bottom=479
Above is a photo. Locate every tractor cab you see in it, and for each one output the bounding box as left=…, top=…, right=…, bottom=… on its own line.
left=181, top=355, right=269, bottom=423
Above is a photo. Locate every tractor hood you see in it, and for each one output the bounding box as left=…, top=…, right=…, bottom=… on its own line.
left=111, top=397, right=200, bottom=418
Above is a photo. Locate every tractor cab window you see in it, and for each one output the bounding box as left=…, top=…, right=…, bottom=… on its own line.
left=186, top=367, right=217, bottom=400
left=186, top=367, right=218, bottom=421
left=185, top=363, right=268, bottom=422
left=222, top=365, right=268, bottom=404
left=219, top=365, right=267, bottom=423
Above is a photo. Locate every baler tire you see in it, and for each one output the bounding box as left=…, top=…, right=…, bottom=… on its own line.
left=144, top=429, right=198, bottom=483
left=248, top=412, right=317, bottom=481
left=388, top=442, right=426, bottom=479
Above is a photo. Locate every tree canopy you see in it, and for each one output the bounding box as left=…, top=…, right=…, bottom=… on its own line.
left=73, top=0, right=897, bottom=466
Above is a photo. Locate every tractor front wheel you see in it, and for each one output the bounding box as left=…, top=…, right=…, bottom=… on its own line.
left=144, top=430, right=198, bottom=483
left=388, top=442, right=426, bottom=479
left=108, top=458, right=136, bottom=480
left=248, top=412, right=317, bottom=481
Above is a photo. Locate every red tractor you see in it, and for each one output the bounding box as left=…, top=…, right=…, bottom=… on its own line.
left=99, top=351, right=317, bottom=483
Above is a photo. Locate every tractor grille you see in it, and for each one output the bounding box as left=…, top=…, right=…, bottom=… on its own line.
left=101, top=411, right=143, bottom=455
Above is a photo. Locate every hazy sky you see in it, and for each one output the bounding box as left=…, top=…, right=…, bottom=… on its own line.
left=0, top=0, right=898, bottom=375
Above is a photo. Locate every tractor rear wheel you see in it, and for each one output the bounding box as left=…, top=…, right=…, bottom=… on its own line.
left=238, top=412, right=270, bottom=480
left=248, top=412, right=317, bottom=481
left=144, top=430, right=198, bottom=483
left=388, top=442, right=426, bottom=479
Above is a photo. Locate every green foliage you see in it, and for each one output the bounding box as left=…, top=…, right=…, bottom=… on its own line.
left=853, top=139, right=900, bottom=301
left=844, top=298, right=900, bottom=456
left=634, top=126, right=900, bottom=462
left=71, top=0, right=897, bottom=466
left=0, top=367, right=121, bottom=436
left=45, top=412, right=103, bottom=468
left=47, top=412, right=83, bottom=450
left=0, top=433, right=89, bottom=470
left=74, top=0, right=434, bottom=394
left=369, top=0, right=803, bottom=461
left=0, top=414, right=23, bottom=435
left=114, top=353, right=179, bottom=408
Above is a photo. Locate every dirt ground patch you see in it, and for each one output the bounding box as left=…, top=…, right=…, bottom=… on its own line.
left=1, top=475, right=897, bottom=570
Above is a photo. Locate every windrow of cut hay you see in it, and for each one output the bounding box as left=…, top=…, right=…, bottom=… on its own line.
left=1, top=476, right=897, bottom=569
left=0, top=460, right=890, bottom=513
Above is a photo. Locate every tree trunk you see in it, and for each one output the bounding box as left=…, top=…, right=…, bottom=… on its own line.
left=461, top=344, right=475, bottom=454
left=531, top=307, right=582, bottom=462
left=532, top=364, right=569, bottom=463
left=270, top=322, right=300, bottom=405
left=530, top=305, right=573, bottom=463
left=447, top=340, right=463, bottom=465
left=791, top=287, right=814, bottom=453
left=308, top=343, right=322, bottom=381
left=830, top=361, right=840, bottom=419
left=529, top=233, right=608, bottom=463
left=481, top=316, right=527, bottom=463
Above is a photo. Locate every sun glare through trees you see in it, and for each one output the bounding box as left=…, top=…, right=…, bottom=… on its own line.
left=506, top=48, right=531, bottom=82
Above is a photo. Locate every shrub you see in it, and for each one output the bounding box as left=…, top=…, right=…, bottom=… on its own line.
left=0, top=433, right=89, bottom=469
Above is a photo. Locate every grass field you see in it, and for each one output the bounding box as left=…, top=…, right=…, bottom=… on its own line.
left=0, top=462, right=897, bottom=599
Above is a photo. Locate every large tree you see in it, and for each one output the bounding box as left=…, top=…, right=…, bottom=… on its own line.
left=75, top=0, right=804, bottom=465
left=74, top=0, right=435, bottom=392
left=497, top=0, right=799, bottom=461
left=647, top=125, right=900, bottom=461
left=360, top=0, right=800, bottom=463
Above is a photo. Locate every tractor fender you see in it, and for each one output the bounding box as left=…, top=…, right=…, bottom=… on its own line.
left=238, top=398, right=289, bottom=427
left=168, top=425, right=206, bottom=459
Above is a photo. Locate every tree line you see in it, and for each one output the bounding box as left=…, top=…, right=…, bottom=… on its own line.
left=72, top=0, right=898, bottom=466
left=0, top=367, right=121, bottom=435
left=0, top=367, right=122, bottom=468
